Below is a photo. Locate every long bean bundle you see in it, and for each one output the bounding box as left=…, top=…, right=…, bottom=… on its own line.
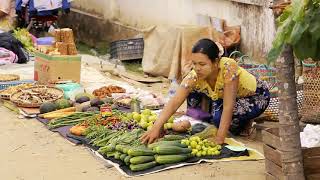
left=47, top=112, right=98, bottom=129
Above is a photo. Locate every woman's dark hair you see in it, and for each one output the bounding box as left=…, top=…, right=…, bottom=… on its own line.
left=192, top=38, right=220, bottom=62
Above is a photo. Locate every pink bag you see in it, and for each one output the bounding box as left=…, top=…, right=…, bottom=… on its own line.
left=0, top=47, right=18, bottom=64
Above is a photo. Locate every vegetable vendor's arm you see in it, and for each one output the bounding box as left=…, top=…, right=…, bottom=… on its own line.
left=141, top=70, right=197, bottom=144
left=216, top=59, right=240, bottom=144
left=216, top=77, right=238, bottom=144
left=140, top=86, right=190, bottom=144
left=153, top=86, right=190, bottom=130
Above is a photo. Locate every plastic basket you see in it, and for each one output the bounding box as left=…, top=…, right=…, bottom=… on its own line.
left=0, top=80, right=35, bottom=90
left=110, top=38, right=144, bottom=61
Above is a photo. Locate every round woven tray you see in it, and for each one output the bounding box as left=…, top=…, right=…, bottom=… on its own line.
left=0, top=83, right=35, bottom=100
left=10, top=86, right=64, bottom=108
left=0, top=74, right=20, bottom=82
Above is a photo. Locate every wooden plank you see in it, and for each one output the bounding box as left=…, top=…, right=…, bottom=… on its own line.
left=306, top=173, right=320, bottom=180
left=265, top=159, right=284, bottom=180
left=303, top=147, right=320, bottom=158
left=266, top=173, right=278, bottom=180
left=262, top=128, right=281, bottom=149
left=229, top=0, right=269, bottom=7
left=263, top=144, right=282, bottom=167
left=304, top=157, right=320, bottom=175
left=119, top=71, right=163, bottom=83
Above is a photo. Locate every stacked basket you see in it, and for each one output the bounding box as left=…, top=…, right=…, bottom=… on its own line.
left=301, top=60, right=320, bottom=123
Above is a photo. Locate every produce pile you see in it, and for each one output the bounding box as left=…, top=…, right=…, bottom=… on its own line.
left=114, top=91, right=164, bottom=110
left=88, top=130, right=221, bottom=172
left=126, top=109, right=191, bottom=133
left=93, top=85, right=126, bottom=98
left=28, top=86, right=226, bottom=173
left=47, top=112, right=98, bottom=129
left=12, top=28, right=35, bottom=52
left=10, top=86, right=63, bottom=106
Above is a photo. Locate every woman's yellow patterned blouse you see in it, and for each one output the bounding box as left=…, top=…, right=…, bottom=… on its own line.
left=181, top=57, right=257, bottom=100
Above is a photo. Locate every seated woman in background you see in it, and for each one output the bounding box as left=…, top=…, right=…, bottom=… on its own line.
left=141, top=38, right=270, bottom=144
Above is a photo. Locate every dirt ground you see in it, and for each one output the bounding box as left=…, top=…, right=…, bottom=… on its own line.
left=0, top=56, right=266, bottom=180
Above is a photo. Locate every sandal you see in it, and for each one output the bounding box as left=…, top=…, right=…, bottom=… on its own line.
left=239, top=119, right=256, bottom=137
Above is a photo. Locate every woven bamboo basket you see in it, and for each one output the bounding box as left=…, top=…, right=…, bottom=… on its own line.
left=301, top=60, right=320, bottom=123
left=10, top=85, right=64, bottom=108
left=260, top=75, right=304, bottom=121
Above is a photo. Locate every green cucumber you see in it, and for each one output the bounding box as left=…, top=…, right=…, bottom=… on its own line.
left=129, top=161, right=157, bottom=171
left=124, top=155, right=133, bottom=165
left=120, top=154, right=127, bottom=161
left=130, top=156, right=155, bottom=165
left=153, top=146, right=192, bottom=155
left=128, top=147, right=155, bottom=156
left=163, top=135, right=186, bottom=141
left=148, top=140, right=187, bottom=149
left=155, top=154, right=191, bottom=164
left=114, top=152, right=122, bottom=159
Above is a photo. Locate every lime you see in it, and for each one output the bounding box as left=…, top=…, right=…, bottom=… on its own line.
left=202, top=146, right=208, bottom=151
left=184, top=140, right=190, bottom=146
left=166, top=123, right=173, bottom=129
left=201, top=150, right=207, bottom=156
left=148, top=115, right=157, bottom=122
left=141, top=114, right=149, bottom=122
left=192, top=149, right=198, bottom=154
left=142, top=109, right=152, bottom=116
left=148, top=121, right=154, bottom=126
left=195, top=136, right=201, bottom=143
left=190, top=137, right=197, bottom=142
left=213, top=150, right=220, bottom=155
left=196, top=152, right=202, bottom=157
left=133, top=113, right=141, bottom=122
left=196, top=145, right=202, bottom=150
left=139, top=121, right=148, bottom=129
left=181, top=139, right=187, bottom=144
left=190, top=141, right=197, bottom=148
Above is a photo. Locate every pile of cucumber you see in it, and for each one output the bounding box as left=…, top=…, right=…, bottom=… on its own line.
left=98, top=135, right=192, bottom=172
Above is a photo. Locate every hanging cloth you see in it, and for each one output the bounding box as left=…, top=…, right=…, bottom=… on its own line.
left=33, top=0, right=62, bottom=12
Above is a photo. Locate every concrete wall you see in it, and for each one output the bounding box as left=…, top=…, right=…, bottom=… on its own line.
left=66, top=0, right=275, bottom=62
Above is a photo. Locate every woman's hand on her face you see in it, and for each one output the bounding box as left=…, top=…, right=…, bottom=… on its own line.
left=140, top=125, right=164, bottom=144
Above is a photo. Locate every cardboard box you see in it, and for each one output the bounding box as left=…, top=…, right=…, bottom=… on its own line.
left=34, top=52, right=81, bottom=84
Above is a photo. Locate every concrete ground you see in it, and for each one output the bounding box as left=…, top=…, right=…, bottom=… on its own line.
left=0, top=55, right=267, bottom=180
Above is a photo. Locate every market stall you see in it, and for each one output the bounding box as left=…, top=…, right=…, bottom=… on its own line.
left=0, top=77, right=264, bottom=176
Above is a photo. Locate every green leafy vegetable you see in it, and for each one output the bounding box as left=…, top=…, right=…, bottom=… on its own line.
left=13, top=28, right=35, bottom=52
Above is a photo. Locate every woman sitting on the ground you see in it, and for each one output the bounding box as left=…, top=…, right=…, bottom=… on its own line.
left=141, top=38, right=270, bottom=144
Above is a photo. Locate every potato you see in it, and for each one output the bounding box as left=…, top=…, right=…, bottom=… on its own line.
left=172, top=120, right=191, bottom=132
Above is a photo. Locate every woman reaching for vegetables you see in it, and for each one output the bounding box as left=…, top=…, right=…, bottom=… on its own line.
left=141, top=39, right=270, bottom=145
